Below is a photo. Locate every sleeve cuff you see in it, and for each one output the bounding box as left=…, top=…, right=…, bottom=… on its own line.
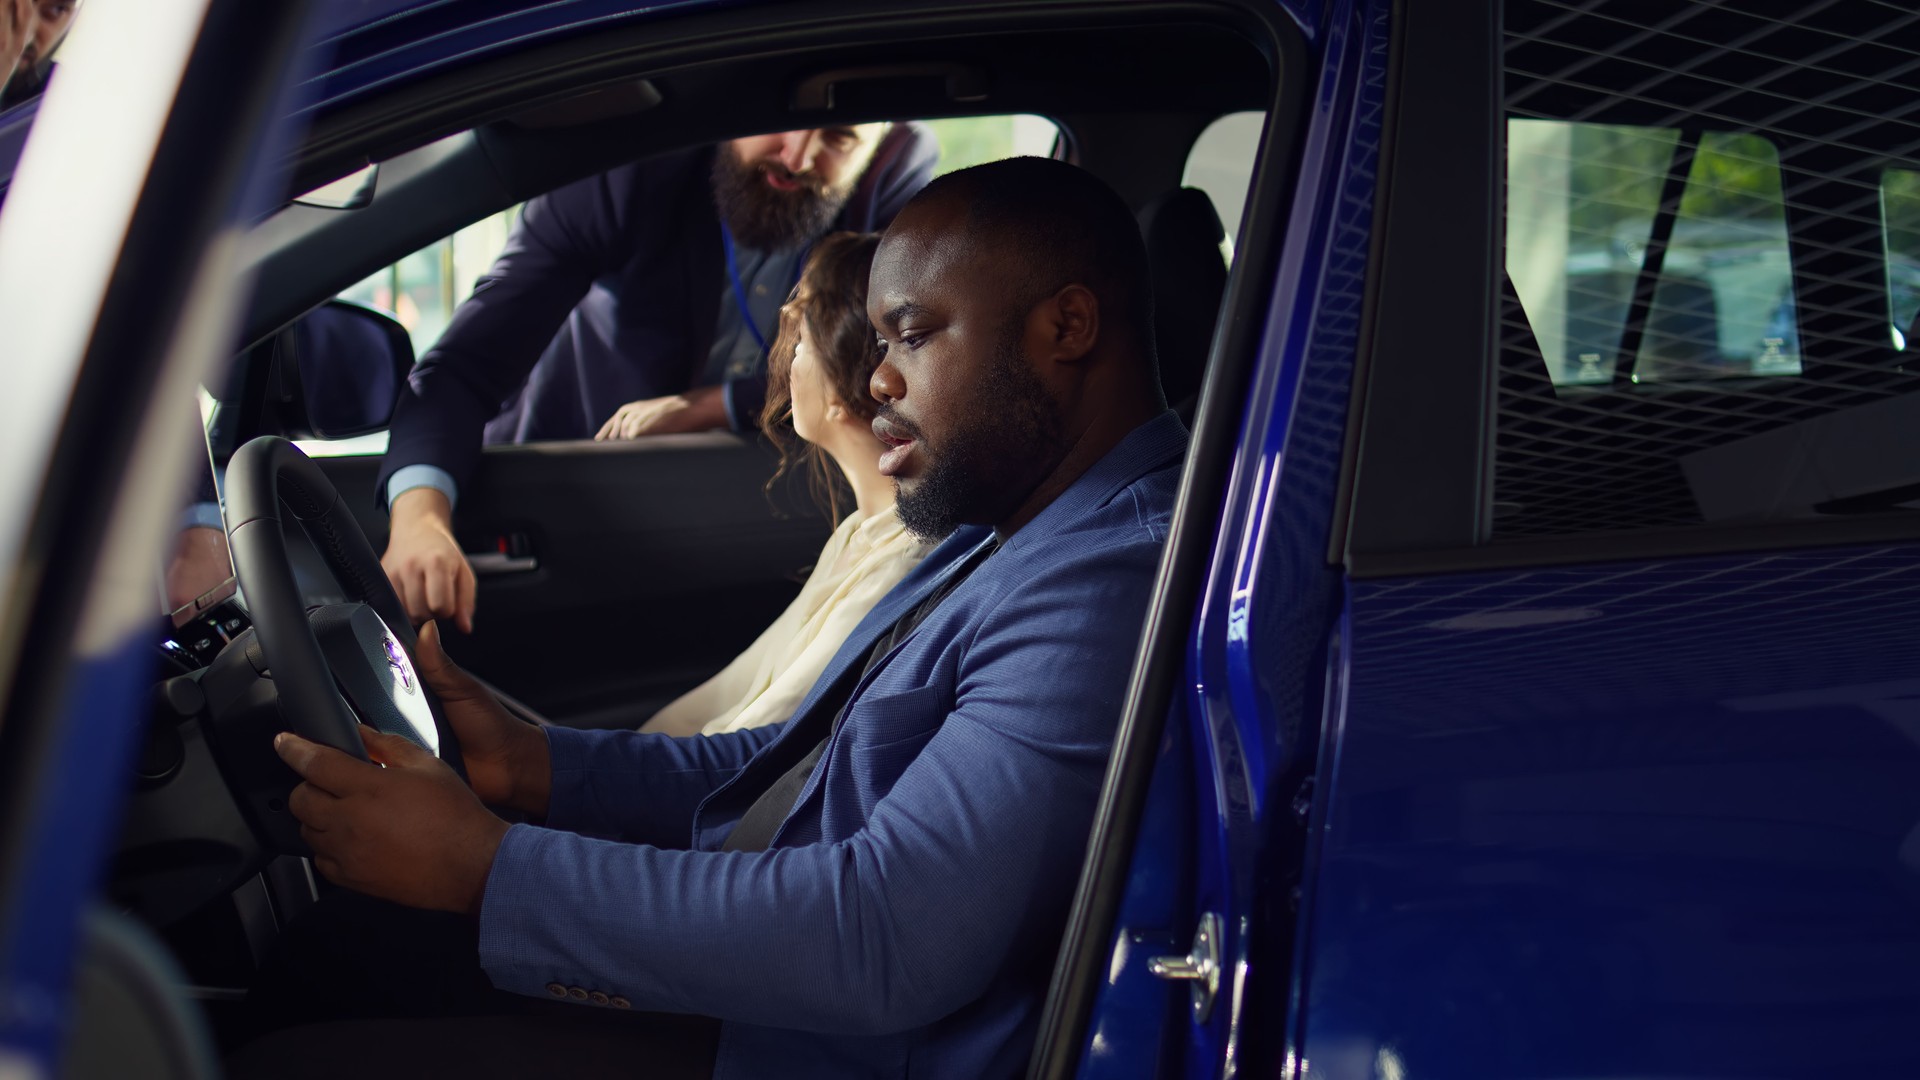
left=476, top=823, right=565, bottom=998
left=540, top=724, right=599, bottom=834
left=386, top=464, right=458, bottom=513
left=721, top=374, right=767, bottom=434
left=179, top=502, right=225, bottom=532
left=722, top=380, right=744, bottom=434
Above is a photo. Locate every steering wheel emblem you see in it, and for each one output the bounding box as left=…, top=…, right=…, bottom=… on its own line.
left=383, top=638, right=416, bottom=695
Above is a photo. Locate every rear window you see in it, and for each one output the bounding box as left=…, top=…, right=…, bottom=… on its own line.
left=1508, top=123, right=1799, bottom=386
left=1494, top=0, right=1920, bottom=539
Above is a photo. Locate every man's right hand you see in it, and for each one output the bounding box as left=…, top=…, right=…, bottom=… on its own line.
left=382, top=487, right=477, bottom=633
left=413, top=620, right=551, bottom=818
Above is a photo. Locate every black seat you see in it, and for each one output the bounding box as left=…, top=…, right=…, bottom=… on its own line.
left=1136, top=187, right=1229, bottom=419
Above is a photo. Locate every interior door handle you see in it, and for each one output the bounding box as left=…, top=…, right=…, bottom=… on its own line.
left=466, top=552, right=538, bottom=576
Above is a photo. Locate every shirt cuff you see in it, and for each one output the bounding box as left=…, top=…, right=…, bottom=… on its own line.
left=179, top=502, right=225, bottom=532
left=386, top=464, right=458, bottom=512
left=722, top=380, right=744, bottom=434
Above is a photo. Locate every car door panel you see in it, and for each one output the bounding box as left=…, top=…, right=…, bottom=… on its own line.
left=1304, top=544, right=1920, bottom=1078
left=1293, top=2, right=1920, bottom=1077
left=1037, top=3, right=1370, bottom=1076
left=0, top=0, right=322, bottom=1071
left=309, top=435, right=829, bottom=726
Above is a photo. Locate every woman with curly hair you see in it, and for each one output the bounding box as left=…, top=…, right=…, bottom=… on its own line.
left=642, top=232, right=932, bottom=736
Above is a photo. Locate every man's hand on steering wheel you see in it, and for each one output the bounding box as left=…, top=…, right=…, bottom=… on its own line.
left=412, top=621, right=551, bottom=817
left=275, top=725, right=507, bottom=915
left=275, top=625, right=553, bottom=910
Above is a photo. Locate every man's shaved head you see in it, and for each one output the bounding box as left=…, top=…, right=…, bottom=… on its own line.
left=911, top=156, right=1158, bottom=377
left=866, top=157, right=1167, bottom=542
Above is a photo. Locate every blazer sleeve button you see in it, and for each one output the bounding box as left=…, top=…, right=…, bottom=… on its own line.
left=610, top=996, right=632, bottom=1010
left=589, top=992, right=610, bottom=1006
left=546, top=983, right=568, bottom=998
left=568, top=987, right=590, bottom=1001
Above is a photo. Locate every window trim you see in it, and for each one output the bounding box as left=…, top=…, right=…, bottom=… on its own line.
left=1335, top=0, right=1501, bottom=560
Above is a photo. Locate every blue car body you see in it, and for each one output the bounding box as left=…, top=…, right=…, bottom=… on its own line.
left=4, top=1, right=1918, bottom=1078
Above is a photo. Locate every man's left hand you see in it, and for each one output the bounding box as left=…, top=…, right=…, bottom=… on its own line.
left=275, top=725, right=510, bottom=916
left=593, top=383, right=728, bottom=440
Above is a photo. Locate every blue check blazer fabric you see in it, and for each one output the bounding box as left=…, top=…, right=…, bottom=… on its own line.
left=479, top=411, right=1187, bottom=1079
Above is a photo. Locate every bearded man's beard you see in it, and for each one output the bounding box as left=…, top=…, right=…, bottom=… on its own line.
left=710, top=149, right=854, bottom=252
left=2, top=56, right=52, bottom=105
left=892, top=329, right=1068, bottom=543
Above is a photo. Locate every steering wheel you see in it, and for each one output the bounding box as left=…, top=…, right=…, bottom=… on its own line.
left=223, top=436, right=464, bottom=776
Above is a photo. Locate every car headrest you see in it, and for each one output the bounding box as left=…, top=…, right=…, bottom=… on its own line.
left=1137, top=187, right=1228, bottom=415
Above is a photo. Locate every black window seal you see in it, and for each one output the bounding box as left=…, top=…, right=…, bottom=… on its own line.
left=1327, top=0, right=1413, bottom=564
left=1335, top=0, right=1501, bottom=562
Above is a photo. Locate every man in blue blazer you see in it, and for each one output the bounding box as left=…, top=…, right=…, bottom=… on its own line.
left=257, top=157, right=1185, bottom=1080
left=378, top=123, right=937, bottom=632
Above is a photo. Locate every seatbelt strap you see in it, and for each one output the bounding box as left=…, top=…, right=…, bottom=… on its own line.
left=720, top=539, right=998, bottom=853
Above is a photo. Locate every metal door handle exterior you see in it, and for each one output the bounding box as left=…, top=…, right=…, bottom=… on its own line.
left=1148, top=911, right=1222, bottom=1023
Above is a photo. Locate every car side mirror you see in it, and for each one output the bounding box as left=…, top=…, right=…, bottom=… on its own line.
left=272, top=299, right=412, bottom=440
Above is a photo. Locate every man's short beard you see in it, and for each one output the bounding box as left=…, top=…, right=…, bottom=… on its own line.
left=894, top=329, right=1067, bottom=543
left=2, top=57, right=52, bottom=106
left=710, top=148, right=853, bottom=252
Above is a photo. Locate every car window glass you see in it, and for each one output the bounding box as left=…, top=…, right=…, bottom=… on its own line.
left=336, top=208, right=519, bottom=359
left=1882, top=169, right=1920, bottom=349
left=921, top=114, right=1059, bottom=174
left=307, top=115, right=1063, bottom=457
left=334, top=114, right=1062, bottom=364
left=1182, top=110, right=1262, bottom=261
left=1487, top=0, right=1920, bottom=542
left=1507, top=120, right=1798, bottom=387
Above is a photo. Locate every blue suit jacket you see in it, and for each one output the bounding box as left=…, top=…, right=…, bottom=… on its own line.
left=375, top=125, right=937, bottom=502
left=478, top=412, right=1187, bottom=1078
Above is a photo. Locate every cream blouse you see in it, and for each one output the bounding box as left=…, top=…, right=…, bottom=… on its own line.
left=640, top=505, right=933, bottom=737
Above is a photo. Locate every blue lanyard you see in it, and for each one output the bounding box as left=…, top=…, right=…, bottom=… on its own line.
left=720, top=222, right=808, bottom=355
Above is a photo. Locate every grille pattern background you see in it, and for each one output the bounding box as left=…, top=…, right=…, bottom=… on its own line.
left=1496, top=0, right=1920, bottom=538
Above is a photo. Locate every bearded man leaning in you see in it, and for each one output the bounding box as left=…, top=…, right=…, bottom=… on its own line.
left=237, top=157, right=1188, bottom=1080
left=377, top=124, right=937, bottom=632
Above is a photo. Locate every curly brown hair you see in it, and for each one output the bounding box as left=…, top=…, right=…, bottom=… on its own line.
left=760, top=231, right=883, bottom=520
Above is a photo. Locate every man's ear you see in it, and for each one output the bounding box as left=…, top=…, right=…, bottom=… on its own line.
left=1042, top=284, right=1100, bottom=364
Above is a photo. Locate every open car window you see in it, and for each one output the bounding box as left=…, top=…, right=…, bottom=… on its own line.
left=298, top=114, right=1062, bottom=457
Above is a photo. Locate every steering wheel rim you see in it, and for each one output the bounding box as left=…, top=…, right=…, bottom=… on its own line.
left=223, top=436, right=428, bottom=763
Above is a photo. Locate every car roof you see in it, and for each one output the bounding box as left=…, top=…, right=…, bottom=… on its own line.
left=306, top=0, right=727, bottom=116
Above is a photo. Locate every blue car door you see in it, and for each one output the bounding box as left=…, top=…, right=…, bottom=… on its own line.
left=0, top=1, right=326, bottom=1073
left=1034, top=0, right=1394, bottom=1076
left=1300, top=2, right=1920, bottom=1078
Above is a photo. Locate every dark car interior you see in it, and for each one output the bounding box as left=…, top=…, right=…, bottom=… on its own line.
left=78, top=1, right=1302, bottom=1072
left=224, top=13, right=1276, bottom=726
